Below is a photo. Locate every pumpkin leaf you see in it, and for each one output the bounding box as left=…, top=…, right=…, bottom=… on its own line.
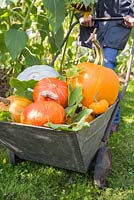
left=22, top=48, right=41, bottom=66
left=43, top=0, right=66, bottom=34
left=65, top=104, right=77, bottom=118
left=45, top=122, right=72, bottom=131
left=66, top=67, right=84, bottom=78
left=0, top=111, right=11, bottom=122
left=68, top=86, right=83, bottom=106
left=73, top=108, right=93, bottom=122
left=71, top=119, right=89, bottom=132
left=66, top=85, right=83, bottom=118
left=5, top=29, right=28, bottom=60
left=45, top=120, right=90, bottom=132
left=10, top=78, right=38, bottom=100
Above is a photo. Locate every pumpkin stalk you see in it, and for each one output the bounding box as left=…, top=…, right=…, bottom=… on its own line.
left=40, top=91, right=59, bottom=100
left=93, top=92, right=99, bottom=103
left=85, top=28, right=104, bottom=65
left=0, top=97, right=10, bottom=106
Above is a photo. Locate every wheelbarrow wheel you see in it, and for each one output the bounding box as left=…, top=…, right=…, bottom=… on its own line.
left=9, top=151, right=25, bottom=165
left=94, top=145, right=112, bottom=189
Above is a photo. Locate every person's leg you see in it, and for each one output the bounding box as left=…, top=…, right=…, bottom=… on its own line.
left=103, top=47, right=120, bottom=130
left=103, top=47, right=118, bottom=70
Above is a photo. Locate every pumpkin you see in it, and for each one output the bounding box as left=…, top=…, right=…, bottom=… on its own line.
left=33, top=77, right=68, bottom=108
left=86, top=114, right=95, bottom=122
left=88, top=99, right=109, bottom=115
left=67, top=62, right=119, bottom=107
left=21, top=101, right=66, bottom=126
left=17, top=65, right=59, bottom=81
left=0, top=96, right=32, bottom=123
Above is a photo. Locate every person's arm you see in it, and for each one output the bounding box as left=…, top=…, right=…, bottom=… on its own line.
left=123, top=0, right=134, bottom=28
left=79, top=15, right=95, bottom=27
left=124, top=15, right=134, bottom=27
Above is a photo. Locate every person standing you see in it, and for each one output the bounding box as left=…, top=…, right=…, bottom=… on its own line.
left=77, top=0, right=134, bottom=132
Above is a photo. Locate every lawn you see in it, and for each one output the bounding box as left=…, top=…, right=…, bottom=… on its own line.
left=0, top=80, right=134, bottom=200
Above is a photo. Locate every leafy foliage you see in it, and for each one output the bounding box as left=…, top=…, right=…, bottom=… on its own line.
left=0, top=0, right=96, bottom=79
left=0, top=111, right=11, bottom=122
left=10, top=78, right=37, bottom=100
left=43, top=0, right=66, bottom=34
left=5, top=29, right=28, bottom=60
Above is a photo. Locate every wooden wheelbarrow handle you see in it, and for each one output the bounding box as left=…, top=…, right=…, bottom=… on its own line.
left=120, top=44, right=134, bottom=100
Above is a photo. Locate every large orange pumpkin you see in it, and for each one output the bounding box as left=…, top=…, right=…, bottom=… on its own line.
left=67, top=62, right=119, bottom=107
left=21, top=101, right=66, bottom=126
left=33, top=77, right=68, bottom=108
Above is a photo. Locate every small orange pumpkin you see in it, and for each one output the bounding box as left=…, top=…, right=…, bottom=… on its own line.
left=86, top=114, right=95, bottom=122
left=0, top=96, right=32, bottom=122
left=88, top=99, right=109, bottom=115
left=33, top=77, right=68, bottom=108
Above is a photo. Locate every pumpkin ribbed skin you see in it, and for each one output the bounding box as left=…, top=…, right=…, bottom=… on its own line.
left=0, top=96, right=32, bottom=122
left=88, top=99, right=109, bottom=115
left=21, top=101, right=66, bottom=126
left=33, top=77, right=68, bottom=108
left=67, top=62, right=119, bottom=107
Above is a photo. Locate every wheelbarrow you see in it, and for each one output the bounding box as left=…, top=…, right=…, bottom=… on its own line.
left=0, top=21, right=133, bottom=188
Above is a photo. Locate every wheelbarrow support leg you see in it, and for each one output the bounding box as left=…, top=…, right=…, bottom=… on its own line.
left=9, top=151, right=25, bottom=165
left=94, top=144, right=112, bottom=189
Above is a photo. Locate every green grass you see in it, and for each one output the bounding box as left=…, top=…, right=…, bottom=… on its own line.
left=0, top=80, right=134, bottom=200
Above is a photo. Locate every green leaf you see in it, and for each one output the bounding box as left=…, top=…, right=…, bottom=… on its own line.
left=45, top=122, right=72, bottom=131
left=66, top=67, right=84, bottom=78
left=65, top=104, right=78, bottom=118
left=45, top=119, right=90, bottom=132
left=5, top=29, right=28, bottom=60
left=37, top=16, right=49, bottom=41
left=54, top=25, right=64, bottom=49
left=73, top=108, right=93, bottom=122
left=43, top=0, right=66, bottom=34
left=0, top=33, right=6, bottom=52
left=68, top=86, right=83, bottom=106
left=22, top=48, right=41, bottom=66
left=71, top=117, right=89, bottom=132
left=0, top=111, right=11, bottom=122
left=82, top=0, right=93, bottom=7
left=10, top=78, right=38, bottom=100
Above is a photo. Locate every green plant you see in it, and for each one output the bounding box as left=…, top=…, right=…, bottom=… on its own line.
left=0, top=1, right=95, bottom=77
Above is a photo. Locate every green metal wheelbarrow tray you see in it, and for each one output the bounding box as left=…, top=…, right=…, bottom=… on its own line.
left=0, top=101, right=116, bottom=188
left=0, top=101, right=115, bottom=170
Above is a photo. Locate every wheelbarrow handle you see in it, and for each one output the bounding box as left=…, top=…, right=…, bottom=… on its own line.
left=120, top=43, right=134, bottom=100
left=102, top=43, right=134, bottom=142
left=93, top=17, right=124, bottom=21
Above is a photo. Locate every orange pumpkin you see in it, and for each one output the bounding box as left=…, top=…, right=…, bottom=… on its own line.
left=0, top=96, right=32, bottom=122
left=85, top=114, right=95, bottom=122
left=33, top=77, right=68, bottom=108
left=88, top=99, right=109, bottom=115
left=21, top=101, right=66, bottom=126
left=67, top=62, right=119, bottom=107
